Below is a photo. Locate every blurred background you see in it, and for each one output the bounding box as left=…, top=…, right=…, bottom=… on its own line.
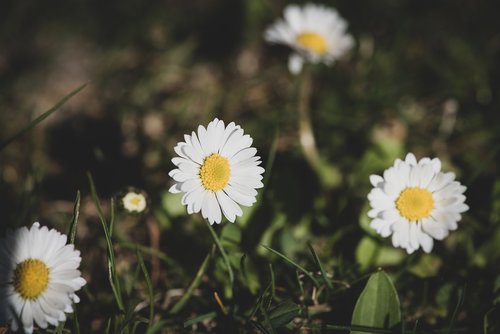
left=1, top=0, right=499, bottom=332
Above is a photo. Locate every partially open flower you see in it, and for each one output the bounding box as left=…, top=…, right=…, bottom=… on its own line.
left=121, top=189, right=148, bottom=214
left=368, top=153, right=469, bottom=254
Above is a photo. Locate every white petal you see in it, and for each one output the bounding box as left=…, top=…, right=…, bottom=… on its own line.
left=369, top=174, right=384, bottom=187
left=216, top=191, right=242, bottom=223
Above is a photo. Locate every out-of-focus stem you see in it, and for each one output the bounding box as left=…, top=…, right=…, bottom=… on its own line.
left=298, top=65, right=322, bottom=175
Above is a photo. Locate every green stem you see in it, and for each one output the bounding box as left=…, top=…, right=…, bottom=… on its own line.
left=205, top=220, right=234, bottom=288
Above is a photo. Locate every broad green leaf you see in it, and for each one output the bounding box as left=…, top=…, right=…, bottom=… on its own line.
left=351, top=271, right=401, bottom=334
left=268, top=300, right=300, bottom=328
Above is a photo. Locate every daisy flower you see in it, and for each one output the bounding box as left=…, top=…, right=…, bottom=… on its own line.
left=121, top=189, right=148, bottom=214
left=0, top=222, right=86, bottom=333
left=169, top=118, right=265, bottom=224
left=367, top=153, right=469, bottom=254
left=264, top=2, right=354, bottom=74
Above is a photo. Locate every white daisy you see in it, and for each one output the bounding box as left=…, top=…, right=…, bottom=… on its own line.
left=367, top=153, right=469, bottom=254
left=122, top=190, right=147, bottom=213
left=0, top=222, right=86, bottom=333
left=168, top=118, right=265, bottom=224
left=264, top=2, right=354, bottom=74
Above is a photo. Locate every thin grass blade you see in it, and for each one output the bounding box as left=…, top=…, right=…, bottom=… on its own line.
left=0, top=84, right=87, bottom=151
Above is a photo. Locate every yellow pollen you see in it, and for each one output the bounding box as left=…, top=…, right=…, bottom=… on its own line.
left=296, top=32, right=328, bottom=55
left=199, top=154, right=230, bottom=191
left=396, top=187, right=434, bottom=221
left=129, top=196, right=142, bottom=206
left=13, top=259, right=50, bottom=300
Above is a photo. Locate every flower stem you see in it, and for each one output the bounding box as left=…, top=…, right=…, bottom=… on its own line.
left=297, top=65, right=341, bottom=189
left=297, top=64, right=322, bottom=174
left=205, top=220, right=235, bottom=289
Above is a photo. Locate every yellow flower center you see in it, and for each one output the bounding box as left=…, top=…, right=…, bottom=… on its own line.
left=129, top=195, right=142, bottom=207
left=13, top=259, right=50, bottom=300
left=296, top=32, right=328, bottom=55
left=396, top=187, right=434, bottom=221
left=199, top=154, right=230, bottom=191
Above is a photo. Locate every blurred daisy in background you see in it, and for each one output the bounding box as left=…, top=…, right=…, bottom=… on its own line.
left=264, top=2, right=354, bottom=74
left=367, top=153, right=469, bottom=254
left=169, top=118, right=265, bottom=224
left=121, top=188, right=148, bottom=214
left=0, top=222, right=86, bottom=334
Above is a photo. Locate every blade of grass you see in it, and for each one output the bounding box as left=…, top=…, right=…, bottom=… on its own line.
left=0, top=84, right=87, bottom=151
left=325, top=324, right=392, bottom=333
left=240, top=253, right=248, bottom=282
left=296, top=270, right=306, bottom=305
left=137, top=249, right=154, bottom=330
left=249, top=283, right=272, bottom=319
left=307, top=241, right=333, bottom=290
left=250, top=320, right=272, bottom=334
left=183, top=312, right=217, bottom=328
left=169, top=250, right=212, bottom=315
left=68, top=190, right=81, bottom=244
left=261, top=245, right=319, bottom=287
left=72, top=306, right=81, bottom=334
left=87, top=172, right=124, bottom=312
left=269, top=263, right=276, bottom=300
left=263, top=127, right=279, bottom=187
left=260, top=302, right=277, bottom=334
left=205, top=220, right=234, bottom=288
left=447, top=285, right=466, bottom=334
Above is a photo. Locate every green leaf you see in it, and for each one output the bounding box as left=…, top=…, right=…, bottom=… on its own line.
left=0, top=84, right=87, bottom=151
left=268, top=300, right=300, bottom=328
left=351, top=271, right=401, bottom=334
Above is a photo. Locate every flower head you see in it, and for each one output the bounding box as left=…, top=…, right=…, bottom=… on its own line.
left=169, top=118, right=265, bottom=224
left=264, top=2, right=354, bottom=74
left=367, top=153, right=469, bottom=254
left=0, top=223, right=86, bottom=333
left=121, top=189, right=148, bottom=214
